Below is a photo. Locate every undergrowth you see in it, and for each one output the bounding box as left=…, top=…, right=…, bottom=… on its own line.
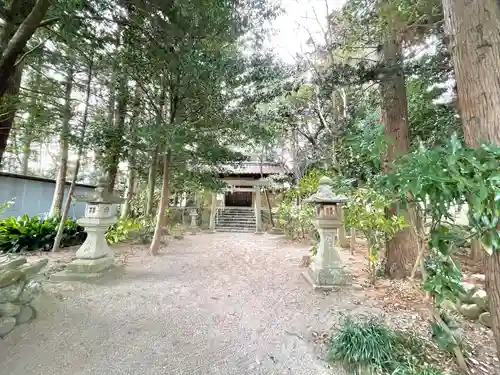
left=328, top=315, right=453, bottom=375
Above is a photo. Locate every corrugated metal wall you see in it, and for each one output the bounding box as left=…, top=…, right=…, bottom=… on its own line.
left=0, top=175, right=95, bottom=219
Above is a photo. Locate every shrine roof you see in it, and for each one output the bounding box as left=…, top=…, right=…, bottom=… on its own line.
left=217, top=162, right=288, bottom=177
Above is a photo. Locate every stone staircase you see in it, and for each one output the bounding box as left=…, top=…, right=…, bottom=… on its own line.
left=215, top=208, right=256, bottom=232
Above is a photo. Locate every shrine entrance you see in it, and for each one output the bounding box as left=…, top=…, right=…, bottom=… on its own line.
left=224, top=191, right=252, bottom=207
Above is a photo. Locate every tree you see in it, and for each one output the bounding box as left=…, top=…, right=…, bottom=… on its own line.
left=0, top=0, right=53, bottom=164
left=442, top=0, right=500, bottom=357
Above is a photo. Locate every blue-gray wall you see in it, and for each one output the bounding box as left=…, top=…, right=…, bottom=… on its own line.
left=0, top=173, right=96, bottom=220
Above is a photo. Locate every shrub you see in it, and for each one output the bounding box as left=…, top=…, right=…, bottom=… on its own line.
left=105, top=216, right=156, bottom=245
left=328, top=315, right=449, bottom=375
left=105, top=218, right=140, bottom=244
left=0, top=215, right=86, bottom=253
left=345, top=188, right=405, bottom=283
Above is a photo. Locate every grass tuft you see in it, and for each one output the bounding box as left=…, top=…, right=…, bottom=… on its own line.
left=328, top=315, right=452, bottom=375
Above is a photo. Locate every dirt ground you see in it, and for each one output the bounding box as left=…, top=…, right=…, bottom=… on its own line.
left=2, top=233, right=498, bottom=375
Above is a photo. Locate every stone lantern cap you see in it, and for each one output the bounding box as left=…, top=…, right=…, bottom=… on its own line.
left=303, top=176, right=348, bottom=205
left=73, top=174, right=124, bottom=204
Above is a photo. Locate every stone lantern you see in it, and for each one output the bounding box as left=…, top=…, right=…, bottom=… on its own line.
left=51, top=174, right=123, bottom=281
left=302, top=176, right=350, bottom=290
left=189, top=208, right=199, bottom=235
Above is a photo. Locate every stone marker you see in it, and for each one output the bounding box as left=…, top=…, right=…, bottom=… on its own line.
left=51, top=174, right=124, bottom=281
left=301, top=176, right=350, bottom=290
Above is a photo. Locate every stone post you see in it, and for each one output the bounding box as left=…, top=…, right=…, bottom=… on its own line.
left=302, top=176, right=350, bottom=290
left=254, top=186, right=262, bottom=234
left=189, top=208, right=199, bottom=235
left=51, top=175, right=123, bottom=281
left=209, top=192, right=217, bottom=233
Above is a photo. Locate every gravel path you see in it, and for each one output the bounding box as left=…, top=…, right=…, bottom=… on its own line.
left=0, top=233, right=365, bottom=375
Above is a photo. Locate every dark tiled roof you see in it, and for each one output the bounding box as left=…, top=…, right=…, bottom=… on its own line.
left=218, top=162, right=288, bottom=176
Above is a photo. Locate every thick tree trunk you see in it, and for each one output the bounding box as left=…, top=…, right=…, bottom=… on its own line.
left=49, top=65, right=74, bottom=217
left=443, top=0, right=500, bottom=357
left=380, top=33, right=418, bottom=279
left=443, top=0, right=500, bottom=148
left=149, top=149, right=171, bottom=256
left=145, top=148, right=158, bottom=216
left=0, top=61, right=23, bottom=166
left=0, top=0, right=51, bottom=164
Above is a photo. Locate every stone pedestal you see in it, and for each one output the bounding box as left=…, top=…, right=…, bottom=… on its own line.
left=51, top=175, right=123, bottom=282
left=302, top=221, right=350, bottom=290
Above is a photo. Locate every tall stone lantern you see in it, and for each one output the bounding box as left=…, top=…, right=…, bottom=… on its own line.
left=302, top=176, right=350, bottom=290
left=51, top=175, right=123, bottom=281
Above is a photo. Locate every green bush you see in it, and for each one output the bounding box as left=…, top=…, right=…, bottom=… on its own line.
left=328, top=316, right=450, bottom=375
left=105, top=216, right=156, bottom=245
left=0, top=215, right=86, bottom=253
left=105, top=218, right=140, bottom=244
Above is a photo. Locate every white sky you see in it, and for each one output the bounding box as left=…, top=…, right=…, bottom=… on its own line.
left=267, top=0, right=347, bottom=63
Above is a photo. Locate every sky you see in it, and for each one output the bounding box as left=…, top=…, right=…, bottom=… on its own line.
left=267, top=0, right=347, bottom=63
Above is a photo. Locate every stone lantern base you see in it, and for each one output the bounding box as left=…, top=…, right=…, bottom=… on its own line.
left=50, top=217, right=116, bottom=282
left=302, top=261, right=351, bottom=291
left=51, top=257, right=116, bottom=282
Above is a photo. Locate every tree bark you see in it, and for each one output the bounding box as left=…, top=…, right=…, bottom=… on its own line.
left=49, top=64, right=74, bottom=217
left=0, top=61, right=23, bottom=166
left=107, top=74, right=128, bottom=193
left=52, top=59, right=92, bottom=252
left=21, top=137, right=31, bottom=174
left=0, top=0, right=51, bottom=164
left=149, top=149, right=171, bottom=256
left=442, top=0, right=500, bottom=357
left=145, top=147, right=158, bottom=216
left=121, top=84, right=141, bottom=219
left=380, top=32, right=418, bottom=279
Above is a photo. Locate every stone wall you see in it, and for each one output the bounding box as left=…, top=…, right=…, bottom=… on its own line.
left=0, top=256, right=47, bottom=337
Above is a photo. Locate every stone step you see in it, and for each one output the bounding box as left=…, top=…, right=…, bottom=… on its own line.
left=216, top=213, right=255, bottom=217
left=215, top=222, right=255, bottom=227
left=216, top=217, right=255, bottom=221
left=215, top=223, right=255, bottom=228
left=215, top=227, right=256, bottom=233
left=217, top=212, right=255, bottom=216
left=216, top=218, right=256, bottom=224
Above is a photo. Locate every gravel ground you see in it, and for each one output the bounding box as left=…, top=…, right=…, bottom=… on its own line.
left=0, top=233, right=372, bottom=375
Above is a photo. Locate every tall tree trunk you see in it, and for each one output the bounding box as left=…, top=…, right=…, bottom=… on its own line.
left=21, top=136, right=31, bottom=174
left=0, top=0, right=51, bottom=164
left=149, top=149, right=171, bottom=256
left=120, top=84, right=141, bottom=219
left=49, top=64, right=74, bottom=217
left=380, top=33, right=418, bottom=279
left=145, top=147, right=158, bottom=216
left=443, top=0, right=500, bottom=357
left=52, top=62, right=92, bottom=252
left=0, top=61, right=23, bottom=167
left=106, top=75, right=128, bottom=193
